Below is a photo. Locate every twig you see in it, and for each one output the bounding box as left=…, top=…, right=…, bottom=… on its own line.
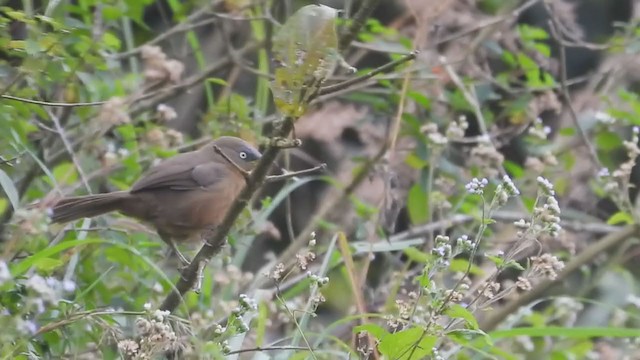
left=0, top=153, right=23, bottom=167
left=226, top=346, right=311, bottom=355
left=265, top=164, right=327, bottom=183
left=338, top=0, right=382, bottom=51
left=0, top=95, right=105, bottom=107
left=479, top=224, right=638, bottom=331
left=390, top=212, right=621, bottom=243
left=46, top=109, right=91, bottom=193
left=111, top=1, right=223, bottom=60
left=337, top=232, right=380, bottom=359
left=440, top=56, right=527, bottom=212
left=434, top=0, right=541, bottom=46
left=317, top=51, right=418, bottom=96
left=546, top=15, right=601, bottom=168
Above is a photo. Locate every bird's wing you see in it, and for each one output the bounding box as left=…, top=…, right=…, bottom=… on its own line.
left=131, top=159, right=230, bottom=193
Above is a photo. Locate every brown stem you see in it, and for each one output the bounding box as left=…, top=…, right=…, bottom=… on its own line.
left=338, top=0, right=382, bottom=51
left=479, top=225, right=638, bottom=331
left=264, top=164, right=327, bottom=183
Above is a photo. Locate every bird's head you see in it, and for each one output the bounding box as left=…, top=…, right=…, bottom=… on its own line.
left=212, top=136, right=262, bottom=172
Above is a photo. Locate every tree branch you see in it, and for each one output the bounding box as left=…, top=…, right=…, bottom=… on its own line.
left=338, top=0, right=382, bottom=51
left=479, top=225, right=639, bottom=331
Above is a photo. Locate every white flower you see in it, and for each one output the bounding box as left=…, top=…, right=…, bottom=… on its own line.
left=465, top=178, right=489, bottom=195
left=594, top=111, right=615, bottom=124
left=536, top=176, right=555, bottom=196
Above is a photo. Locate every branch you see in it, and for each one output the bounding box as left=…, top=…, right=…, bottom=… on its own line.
left=265, top=164, right=327, bottom=183
left=338, top=0, right=382, bottom=51
left=0, top=153, right=23, bottom=167
left=226, top=346, right=310, bottom=356
left=317, top=51, right=418, bottom=96
left=110, top=1, right=223, bottom=60
left=479, top=225, right=639, bottom=331
left=546, top=8, right=601, bottom=169
left=0, top=95, right=105, bottom=107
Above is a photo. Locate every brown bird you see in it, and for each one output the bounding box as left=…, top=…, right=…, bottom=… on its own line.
left=50, top=136, right=262, bottom=265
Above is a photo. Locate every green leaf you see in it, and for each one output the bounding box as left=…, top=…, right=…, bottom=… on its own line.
left=407, top=184, right=429, bottom=224
left=403, top=247, right=431, bottom=263
left=446, top=304, right=479, bottom=329
left=607, top=211, right=634, bottom=225
left=0, top=168, right=19, bottom=211
left=417, top=270, right=431, bottom=287
left=405, top=153, right=428, bottom=169
left=407, top=91, right=431, bottom=110
left=519, top=25, right=549, bottom=40
left=486, top=255, right=505, bottom=268
left=354, top=323, right=388, bottom=339
left=596, top=131, right=622, bottom=151
left=52, top=162, right=78, bottom=186
left=559, top=127, right=576, bottom=137
left=449, top=259, right=484, bottom=275
left=503, top=259, right=526, bottom=271
left=102, top=32, right=121, bottom=51
left=270, top=4, right=341, bottom=117
left=378, top=326, right=436, bottom=360
left=207, top=77, right=229, bottom=86
left=32, top=257, right=64, bottom=272
left=503, top=160, right=524, bottom=179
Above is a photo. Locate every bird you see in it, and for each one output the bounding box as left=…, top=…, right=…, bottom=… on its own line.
left=49, top=136, right=262, bottom=265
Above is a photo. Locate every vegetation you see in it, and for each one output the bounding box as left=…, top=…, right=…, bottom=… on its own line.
left=2, top=0, right=640, bottom=359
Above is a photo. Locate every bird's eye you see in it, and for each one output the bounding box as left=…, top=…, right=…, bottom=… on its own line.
left=239, top=151, right=248, bottom=159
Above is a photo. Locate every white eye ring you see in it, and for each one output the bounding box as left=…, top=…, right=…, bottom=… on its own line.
left=239, top=151, right=248, bottom=159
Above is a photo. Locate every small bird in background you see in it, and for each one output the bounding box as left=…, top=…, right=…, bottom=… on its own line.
left=50, top=136, right=262, bottom=265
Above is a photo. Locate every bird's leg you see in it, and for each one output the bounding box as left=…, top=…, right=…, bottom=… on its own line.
left=193, top=260, right=207, bottom=294
left=159, top=232, right=191, bottom=268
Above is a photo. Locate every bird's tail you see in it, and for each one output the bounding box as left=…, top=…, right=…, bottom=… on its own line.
left=51, top=191, right=130, bottom=224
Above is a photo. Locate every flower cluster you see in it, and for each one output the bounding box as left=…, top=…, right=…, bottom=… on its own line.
left=140, top=45, right=185, bottom=85
left=455, top=234, right=474, bottom=253
left=144, top=127, right=184, bottom=148
left=422, top=123, right=448, bottom=146
left=230, top=294, right=259, bottom=334
left=534, top=176, right=562, bottom=237
left=495, top=175, right=520, bottom=205
left=465, top=177, right=488, bottom=195
left=530, top=253, right=565, bottom=280
left=445, top=115, right=469, bottom=140
left=117, top=308, right=179, bottom=359
left=528, top=117, right=552, bottom=140
left=307, top=272, right=330, bottom=287
left=10, top=208, right=50, bottom=237
left=432, top=235, right=452, bottom=267
left=612, top=127, right=640, bottom=181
